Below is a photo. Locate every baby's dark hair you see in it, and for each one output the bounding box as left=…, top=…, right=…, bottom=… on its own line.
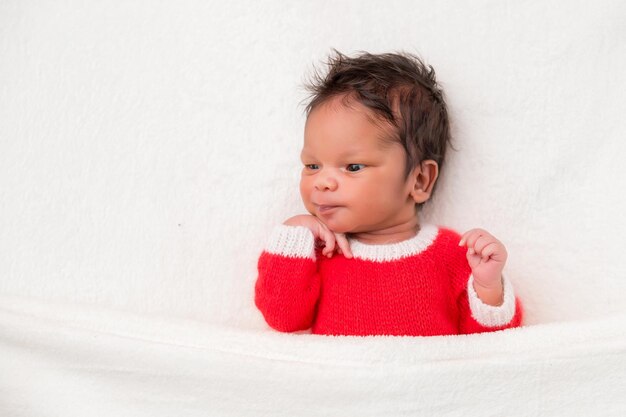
left=301, top=49, right=453, bottom=185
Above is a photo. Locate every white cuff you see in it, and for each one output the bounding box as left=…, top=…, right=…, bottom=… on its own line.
left=264, top=225, right=316, bottom=260
left=467, top=275, right=516, bottom=327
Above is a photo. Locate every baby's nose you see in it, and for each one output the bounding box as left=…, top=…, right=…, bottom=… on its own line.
left=315, top=171, right=338, bottom=191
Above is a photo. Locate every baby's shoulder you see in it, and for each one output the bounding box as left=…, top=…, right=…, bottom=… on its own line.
left=429, top=225, right=471, bottom=277
left=431, top=225, right=463, bottom=246
left=429, top=225, right=467, bottom=259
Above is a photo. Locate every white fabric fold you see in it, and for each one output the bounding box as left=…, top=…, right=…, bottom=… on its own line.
left=1, top=295, right=625, bottom=417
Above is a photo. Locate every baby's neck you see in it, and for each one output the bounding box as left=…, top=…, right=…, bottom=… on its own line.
left=349, top=218, right=421, bottom=245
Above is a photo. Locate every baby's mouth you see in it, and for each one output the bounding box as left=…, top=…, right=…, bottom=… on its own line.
left=318, top=205, right=340, bottom=214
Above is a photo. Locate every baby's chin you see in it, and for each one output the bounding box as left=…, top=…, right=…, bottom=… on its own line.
left=315, top=217, right=359, bottom=235
left=308, top=207, right=367, bottom=234
left=311, top=214, right=342, bottom=232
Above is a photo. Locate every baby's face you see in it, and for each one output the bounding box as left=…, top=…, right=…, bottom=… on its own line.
left=300, top=96, right=416, bottom=234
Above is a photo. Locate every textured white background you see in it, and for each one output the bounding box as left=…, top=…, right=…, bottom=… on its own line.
left=1, top=0, right=625, bottom=329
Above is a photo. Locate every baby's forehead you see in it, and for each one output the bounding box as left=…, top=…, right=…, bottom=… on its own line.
left=304, top=100, right=398, bottom=151
left=300, top=134, right=399, bottom=158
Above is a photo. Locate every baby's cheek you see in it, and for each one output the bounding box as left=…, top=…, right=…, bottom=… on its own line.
left=299, top=181, right=310, bottom=201
left=299, top=192, right=315, bottom=214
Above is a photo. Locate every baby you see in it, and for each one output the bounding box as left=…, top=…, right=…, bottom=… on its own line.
left=255, top=50, right=523, bottom=336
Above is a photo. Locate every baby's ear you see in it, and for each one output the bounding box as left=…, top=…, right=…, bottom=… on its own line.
left=409, top=160, right=439, bottom=204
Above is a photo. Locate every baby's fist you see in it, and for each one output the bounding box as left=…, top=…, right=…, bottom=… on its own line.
left=458, top=228, right=507, bottom=289
left=283, top=214, right=353, bottom=259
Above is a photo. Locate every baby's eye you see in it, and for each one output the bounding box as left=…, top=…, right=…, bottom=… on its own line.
left=346, top=164, right=366, bottom=172
left=305, top=164, right=319, bottom=170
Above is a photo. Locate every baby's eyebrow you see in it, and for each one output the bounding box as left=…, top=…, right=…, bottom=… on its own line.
left=300, top=148, right=369, bottom=159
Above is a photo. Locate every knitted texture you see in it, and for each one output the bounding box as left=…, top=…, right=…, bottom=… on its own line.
left=255, top=224, right=523, bottom=336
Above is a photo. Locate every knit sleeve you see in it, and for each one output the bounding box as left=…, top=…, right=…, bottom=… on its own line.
left=254, top=225, right=321, bottom=332
left=458, top=283, right=524, bottom=335
left=465, top=274, right=522, bottom=329
left=443, top=228, right=524, bottom=335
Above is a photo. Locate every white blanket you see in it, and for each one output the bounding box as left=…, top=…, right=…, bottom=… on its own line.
left=1, top=1, right=625, bottom=415
left=2, top=295, right=625, bottom=416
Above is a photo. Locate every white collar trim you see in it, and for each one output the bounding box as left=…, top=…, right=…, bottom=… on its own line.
left=347, top=224, right=440, bottom=262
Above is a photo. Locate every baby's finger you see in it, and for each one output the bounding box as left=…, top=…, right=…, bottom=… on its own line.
left=322, top=229, right=336, bottom=257
left=334, top=233, right=353, bottom=258
left=459, top=229, right=481, bottom=246
left=480, top=242, right=497, bottom=260
left=473, top=235, right=495, bottom=254
left=314, top=222, right=332, bottom=255
left=458, top=231, right=470, bottom=246
left=463, top=229, right=488, bottom=249
left=481, top=242, right=507, bottom=262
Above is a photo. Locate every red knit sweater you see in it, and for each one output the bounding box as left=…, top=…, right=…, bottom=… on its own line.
left=255, top=224, right=523, bottom=337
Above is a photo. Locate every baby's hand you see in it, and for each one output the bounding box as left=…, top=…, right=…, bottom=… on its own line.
left=283, top=215, right=353, bottom=259
left=458, top=228, right=507, bottom=289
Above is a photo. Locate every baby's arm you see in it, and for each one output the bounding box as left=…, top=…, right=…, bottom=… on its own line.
left=255, top=225, right=319, bottom=332
left=459, top=274, right=524, bottom=334
left=255, top=215, right=352, bottom=332
left=458, top=228, right=507, bottom=306
left=450, top=228, right=524, bottom=333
